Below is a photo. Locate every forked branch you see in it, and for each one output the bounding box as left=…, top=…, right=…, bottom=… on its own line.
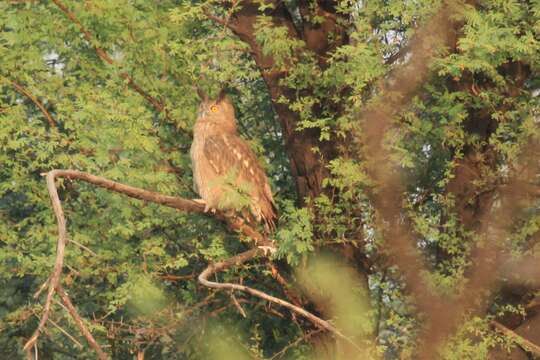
left=25, top=169, right=343, bottom=356
left=198, top=248, right=356, bottom=346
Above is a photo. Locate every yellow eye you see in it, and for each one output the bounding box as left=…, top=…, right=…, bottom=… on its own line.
left=210, top=105, right=219, bottom=113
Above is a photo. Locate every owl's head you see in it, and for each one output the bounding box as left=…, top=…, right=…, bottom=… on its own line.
left=196, top=89, right=237, bottom=133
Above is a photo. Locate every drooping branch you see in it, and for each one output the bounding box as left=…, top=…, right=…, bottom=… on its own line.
left=50, top=0, right=172, bottom=122
left=24, top=171, right=70, bottom=353
left=57, top=286, right=108, bottom=360
left=25, top=169, right=340, bottom=356
left=198, top=248, right=358, bottom=347
left=10, top=80, right=56, bottom=128
left=24, top=169, right=205, bottom=354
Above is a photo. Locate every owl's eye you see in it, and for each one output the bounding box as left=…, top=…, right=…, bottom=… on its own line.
left=210, top=105, right=219, bottom=113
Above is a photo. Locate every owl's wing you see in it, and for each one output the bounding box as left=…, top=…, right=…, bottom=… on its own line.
left=203, top=134, right=277, bottom=231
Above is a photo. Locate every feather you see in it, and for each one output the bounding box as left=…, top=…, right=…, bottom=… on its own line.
left=190, top=101, right=278, bottom=233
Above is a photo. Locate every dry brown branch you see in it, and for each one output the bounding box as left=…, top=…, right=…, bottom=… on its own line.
left=23, top=171, right=70, bottom=353
left=50, top=0, right=172, bottom=121
left=230, top=292, right=247, bottom=318
left=267, top=261, right=304, bottom=307
left=57, top=286, right=108, bottom=360
left=157, top=273, right=196, bottom=281
left=24, top=169, right=205, bottom=353
left=68, top=239, right=97, bottom=256
left=491, top=320, right=540, bottom=356
left=45, top=316, right=83, bottom=349
left=270, top=329, right=323, bottom=360
left=25, top=169, right=338, bottom=356
left=10, top=80, right=56, bottom=128
left=23, top=169, right=205, bottom=354
left=197, top=248, right=360, bottom=348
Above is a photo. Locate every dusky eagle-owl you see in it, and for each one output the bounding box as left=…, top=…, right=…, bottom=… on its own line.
left=190, top=91, right=277, bottom=232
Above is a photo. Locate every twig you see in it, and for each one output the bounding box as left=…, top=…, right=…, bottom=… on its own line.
left=10, top=80, right=56, bottom=128
left=230, top=292, right=247, bottom=318
left=270, top=329, right=323, bottom=360
left=50, top=0, right=172, bottom=122
left=198, top=248, right=360, bottom=349
left=57, top=286, right=108, bottom=360
left=46, top=317, right=83, bottom=349
left=33, top=277, right=50, bottom=299
left=267, top=261, right=304, bottom=307
left=157, top=273, right=196, bottom=281
left=68, top=239, right=97, bottom=257
left=491, top=320, right=540, bottom=356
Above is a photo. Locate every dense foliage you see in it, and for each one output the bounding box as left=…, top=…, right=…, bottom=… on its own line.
left=1, top=0, right=539, bottom=359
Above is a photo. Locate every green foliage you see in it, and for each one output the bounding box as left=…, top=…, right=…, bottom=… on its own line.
left=1, top=0, right=539, bottom=359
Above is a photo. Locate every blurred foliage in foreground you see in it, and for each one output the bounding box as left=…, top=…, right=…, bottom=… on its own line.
left=1, top=0, right=540, bottom=359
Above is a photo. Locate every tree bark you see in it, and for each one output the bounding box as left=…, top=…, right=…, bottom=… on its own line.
left=225, top=1, right=346, bottom=203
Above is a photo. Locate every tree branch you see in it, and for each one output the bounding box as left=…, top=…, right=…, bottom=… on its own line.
left=198, top=248, right=360, bottom=348
left=50, top=0, right=171, bottom=122
left=23, top=171, right=70, bottom=353
left=23, top=169, right=203, bottom=355
left=491, top=321, right=540, bottom=356
left=57, top=286, right=108, bottom=360
left=10, top=80, right=56, bottom=128
left=23, top=169, right=287, bottom=356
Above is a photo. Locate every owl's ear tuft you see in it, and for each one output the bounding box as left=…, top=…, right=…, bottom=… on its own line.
left=195, top=86, right=208, bottom=102
left=216, top=88, right=227, bottom=103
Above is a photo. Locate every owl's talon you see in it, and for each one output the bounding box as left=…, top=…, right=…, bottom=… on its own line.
left=258, top=245, right=276, bottom=256
left=193, top=199, right=214, bottom=213
left=193, top=199, right=206, bottom=206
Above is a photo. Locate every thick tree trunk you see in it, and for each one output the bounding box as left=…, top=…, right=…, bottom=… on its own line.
left=225, top=1, right=345, bottom=203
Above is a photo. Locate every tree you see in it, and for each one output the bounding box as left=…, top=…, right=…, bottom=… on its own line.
left=1, top=0, right=539, bottom=359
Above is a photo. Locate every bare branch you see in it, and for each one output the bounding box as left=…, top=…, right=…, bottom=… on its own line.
left=24, top=171, right=70, bottom=352
left=270, top=329, right=323, bottom=360
left=230, top=292, right=247, bottom=318
left=25, top=169, right=273, bottom=355
left=57, top=286, right=108, bottom=360
left=41, top=170, right=206, bottom=213
left=267, top=261, right=304, bottom=307
left=198, top=248, right=360, bottom=349
left=46, top=316, right=83, bottom=349
left=68, top=239, right=97, bottom=257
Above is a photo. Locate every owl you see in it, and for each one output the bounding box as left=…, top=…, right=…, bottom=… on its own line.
left=190, top=90, right=277, bottom=232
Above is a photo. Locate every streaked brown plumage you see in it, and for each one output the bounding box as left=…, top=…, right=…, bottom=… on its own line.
left=190, top=91, right=277, bottom=232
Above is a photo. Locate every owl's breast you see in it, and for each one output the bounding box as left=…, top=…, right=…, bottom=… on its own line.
left=190, top=131, right=218, bottom=203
